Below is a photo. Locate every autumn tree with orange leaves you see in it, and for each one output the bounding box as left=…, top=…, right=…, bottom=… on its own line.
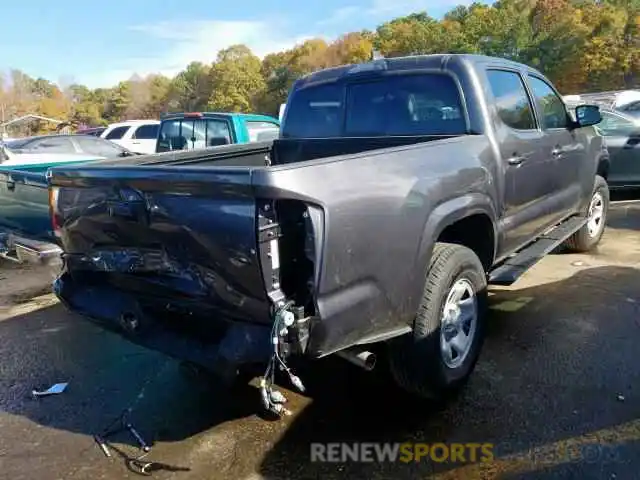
left=0, top=0, right=637, bottom=135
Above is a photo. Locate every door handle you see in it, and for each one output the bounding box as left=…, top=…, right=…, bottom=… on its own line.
left=507, top=155, right=526, bottom=166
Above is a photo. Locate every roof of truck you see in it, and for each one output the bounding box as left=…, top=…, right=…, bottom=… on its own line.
left=296, top=54, right=545, bottom=88
left=160, top=112, right=279, bottom=123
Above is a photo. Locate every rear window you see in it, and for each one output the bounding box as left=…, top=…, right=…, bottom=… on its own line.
left=246, top=121, right=279, bottom=142
left=157, top=118, right=232, bottom=152
left=282, top=74, right=466, bottom=138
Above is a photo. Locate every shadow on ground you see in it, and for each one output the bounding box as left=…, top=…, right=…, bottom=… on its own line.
left=608, top=189, right=640, bottom=231
left=2, top=266, right=640, bottom=479
left=255, top=266, right=640, bottom=479
left=0, top=302, right=259, bottom=444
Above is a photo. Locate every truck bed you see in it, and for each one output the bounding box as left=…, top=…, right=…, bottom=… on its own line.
left=85, top=135, right=459, bottom=167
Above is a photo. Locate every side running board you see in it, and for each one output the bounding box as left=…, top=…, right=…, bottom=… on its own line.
left=488, top=216, right=587, bottom=286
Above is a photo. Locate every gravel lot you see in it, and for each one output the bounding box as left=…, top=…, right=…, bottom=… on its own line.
left=2, top=199, right=640, bottom=480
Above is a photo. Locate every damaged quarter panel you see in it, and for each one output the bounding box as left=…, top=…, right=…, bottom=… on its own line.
left=252, top=134, right=496, bottom=356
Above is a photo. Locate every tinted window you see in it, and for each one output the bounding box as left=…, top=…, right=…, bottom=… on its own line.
left=486, top=70, right=535, bottom=130
left=157, top=118, right=232, bottom=152
left=282, top=74, right=467, bottom=138
left=283, top=83, right=343, bottom=138
left=105, top=126, right=129, bottom=140
left=132, top=124, right=159, bottom=140
left=74, top=135, right=127, bottom=157
left=596, top=112, right=638, bottom=137
left=246, top=121, right=279, bottom=142
left=29, top=136, right=76, bottom=153
left=527, top=75, right=568, bottom=129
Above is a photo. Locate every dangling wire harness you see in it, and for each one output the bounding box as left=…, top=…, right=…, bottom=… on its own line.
left=260, top=300, right=306, bottom=417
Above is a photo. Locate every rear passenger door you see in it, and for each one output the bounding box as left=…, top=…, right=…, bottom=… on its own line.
left=103, top=126, right=130, bottom=149
left=130, top=123, right=160, bottom=154
left=485, top=69, right=555, bottom=255
left=525, top=74, right=582, bottom=223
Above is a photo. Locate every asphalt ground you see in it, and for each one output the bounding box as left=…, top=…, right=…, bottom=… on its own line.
left=2, top=194, right=640, bottom=480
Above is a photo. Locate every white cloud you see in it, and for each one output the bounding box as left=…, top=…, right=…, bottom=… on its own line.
left=78, top=19, right=314, bottom=88
left=318, top=0, right=475, bottom=26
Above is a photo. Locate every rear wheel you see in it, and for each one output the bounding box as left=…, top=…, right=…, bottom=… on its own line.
left=564, top=175, right=609, bottom=253
left=388, top=242, right=487, bottom=400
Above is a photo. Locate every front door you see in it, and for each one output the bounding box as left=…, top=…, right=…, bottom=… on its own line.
left=526, top=74, right=583, bottom=224
left=598, top=111, right=640, bottom=188
left=485, top=69, right=553, bottom=256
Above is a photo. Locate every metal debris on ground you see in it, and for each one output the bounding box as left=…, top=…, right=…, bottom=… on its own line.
left=93, top=411, right=189, bottom=476
left=94, top=434, right=112, bottom=458
left=31, top=382, right=68, bottom=398
left=97, top=413, right=152, bottom=456
left=128, top=458, right=191, bottom=476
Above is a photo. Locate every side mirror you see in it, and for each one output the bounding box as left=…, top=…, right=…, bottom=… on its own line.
left=574, top=104, right=602, bottom=128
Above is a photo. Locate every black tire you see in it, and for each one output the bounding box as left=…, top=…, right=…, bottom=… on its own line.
left=564, top=175, right=609, bottom=253
left=388, top=242, right=487, bottom=400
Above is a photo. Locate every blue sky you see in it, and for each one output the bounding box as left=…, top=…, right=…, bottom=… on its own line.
left=1, top=0, right=471, bottom=89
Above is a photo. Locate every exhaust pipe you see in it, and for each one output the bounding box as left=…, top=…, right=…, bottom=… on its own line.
left=336, top=347, right=377, bottom=371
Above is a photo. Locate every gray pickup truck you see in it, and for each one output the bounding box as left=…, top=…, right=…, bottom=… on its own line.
left=48, top=54, right=608, bottom=412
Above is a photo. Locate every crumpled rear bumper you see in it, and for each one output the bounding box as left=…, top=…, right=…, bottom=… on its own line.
left=53, top=271, right=273, bottom=378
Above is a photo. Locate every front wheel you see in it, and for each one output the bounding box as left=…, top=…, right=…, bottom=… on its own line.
left=388, top=242, right=487, bottom=400
left=564, top=175, right=609, bottom=253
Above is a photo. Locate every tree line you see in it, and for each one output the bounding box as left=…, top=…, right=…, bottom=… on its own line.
left=1, top=0, right=638, bottom=136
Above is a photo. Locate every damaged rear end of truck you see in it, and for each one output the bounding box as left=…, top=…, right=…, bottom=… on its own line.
left=49, top=164, right=328, bottom=385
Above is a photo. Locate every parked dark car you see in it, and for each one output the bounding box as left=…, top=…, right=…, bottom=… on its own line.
left=77, top=127, right=107, bottom=137
left=0, top=135, right=137, bottom=263
left=594, top=108, right=640, bottom=189
left=4, top=133, right=134, bottom=158
left=617, top=100, right=640, bottom=117
left=49, top=54, right=608, bottom=412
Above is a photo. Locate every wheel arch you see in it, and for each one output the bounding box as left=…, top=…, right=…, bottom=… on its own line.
left=418, top=194, right=498, bottom=274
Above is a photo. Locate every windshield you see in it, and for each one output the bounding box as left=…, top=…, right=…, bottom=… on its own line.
left=282, top=73, right=467, bottom=138
left=157, top=118, right=232, bottom=152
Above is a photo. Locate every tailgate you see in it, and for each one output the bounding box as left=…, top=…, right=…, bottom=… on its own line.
left=49, top=166, right=272, bottom=324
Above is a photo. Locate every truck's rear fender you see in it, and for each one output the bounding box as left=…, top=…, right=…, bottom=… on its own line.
left=421, top=194, right=498, bottom=268
left=251, top=136, right=496, bottom=357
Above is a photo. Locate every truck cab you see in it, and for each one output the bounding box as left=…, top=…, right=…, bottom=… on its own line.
left=156, top=112, right=280, bottom=152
